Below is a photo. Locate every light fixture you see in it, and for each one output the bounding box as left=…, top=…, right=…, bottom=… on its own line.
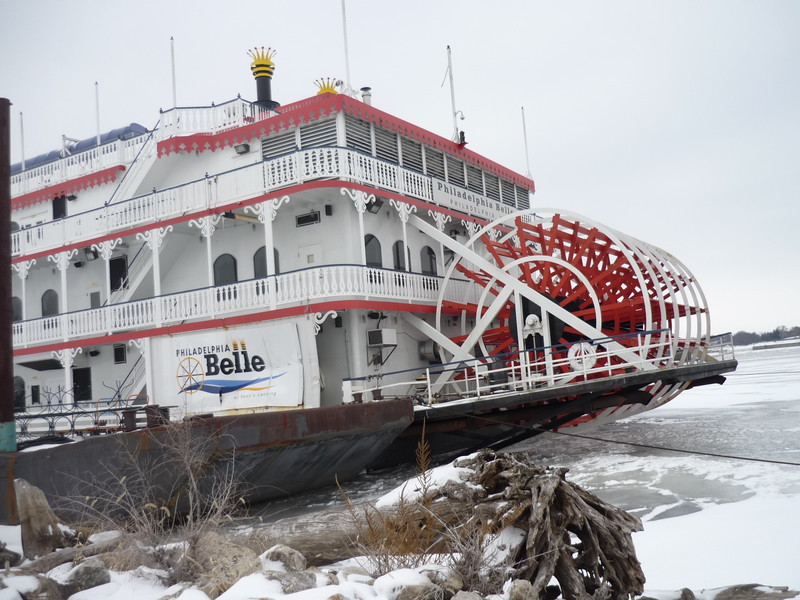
left=74, top=261, right=85, bottom=269
left=366, top=198, right=384, bottom=214
left=233, top=143, right=250, bottom=155
left=85, top=247, right=99, bottom=261
left=67, top=194, right=77, bottom=201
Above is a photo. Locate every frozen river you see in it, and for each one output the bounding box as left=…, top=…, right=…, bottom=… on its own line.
left=252, top=345, right=800, bottom=591
left=510, top=345, right=800, bottom=590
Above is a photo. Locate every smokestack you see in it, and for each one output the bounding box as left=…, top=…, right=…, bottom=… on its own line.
left=249, top=47, right=280, bottom=111
left=360, top=87, right=372, bottom=105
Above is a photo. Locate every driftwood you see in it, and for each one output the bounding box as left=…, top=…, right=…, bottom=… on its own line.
left=24, top=534, right=122, bottom=573
left=251, top=450, right=645, bottom=599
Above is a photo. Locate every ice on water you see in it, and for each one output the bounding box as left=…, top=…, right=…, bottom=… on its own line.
left=513, top=345, right=800, bottom=589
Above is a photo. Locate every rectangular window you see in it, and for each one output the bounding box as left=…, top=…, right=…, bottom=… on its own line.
left=446, top=155, right=465, bottom=187
left=90, top=291, right=101, bottom=309
left=425, top=148, right=445, bottom=180
left=374, top=127, right=398, bottom=163
left=345, top=115, right=372, bottom=154
left=31, top=385, right=40, bottom=405
left=299, top=118, right=337, bottom=148
left=400, top=137, right=423, bottom=173
left=114, top=344, right=127, bottom=364
left=261, top=130, right=297, bottom=158
left=466, top=165, right=483, bottom=194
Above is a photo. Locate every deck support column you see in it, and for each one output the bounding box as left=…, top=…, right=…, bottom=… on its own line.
left=136, top=227, right=172, bottom=327
left=245, top=195, right=290, bottom=309
left=12, top=260, right=35, bottom=322
left=188, top=217, right=220, bottom=317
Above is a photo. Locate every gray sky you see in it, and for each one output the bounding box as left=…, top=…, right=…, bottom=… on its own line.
left=2, top=0, right=798, bottom=335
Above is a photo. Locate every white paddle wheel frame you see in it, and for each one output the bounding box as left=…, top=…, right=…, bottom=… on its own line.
left=394, top=209, right=713, bottom=424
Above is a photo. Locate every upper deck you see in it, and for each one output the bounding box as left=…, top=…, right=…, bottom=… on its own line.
left=11, top=94, right=534, bottom=259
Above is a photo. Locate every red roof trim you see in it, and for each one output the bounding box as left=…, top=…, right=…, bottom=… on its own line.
left=156, top=94, right=534, bottom=190
left=11, top=166, right=126, bottom=211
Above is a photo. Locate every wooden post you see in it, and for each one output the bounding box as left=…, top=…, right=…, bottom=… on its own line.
left=0, top=97, right=19, bottom=526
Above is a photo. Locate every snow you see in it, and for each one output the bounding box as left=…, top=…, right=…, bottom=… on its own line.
left=0, top=346, right=797, bottom=599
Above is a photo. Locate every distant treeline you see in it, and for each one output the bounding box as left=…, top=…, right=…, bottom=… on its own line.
left=733, top=325, right=800, bottom=346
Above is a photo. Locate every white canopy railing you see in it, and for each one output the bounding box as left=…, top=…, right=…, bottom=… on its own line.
left=12, top=147, right=448, bottom=258
left=12, top=265, right=478, bottom=350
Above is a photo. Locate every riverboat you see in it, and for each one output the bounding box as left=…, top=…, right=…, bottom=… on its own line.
left=6, top=47, right=737, bottom=506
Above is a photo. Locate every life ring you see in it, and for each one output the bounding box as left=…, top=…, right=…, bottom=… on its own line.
left=568, top=342, right=597, bottom=372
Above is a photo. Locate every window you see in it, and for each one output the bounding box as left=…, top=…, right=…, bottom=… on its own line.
left=254, top=247, right=280, bottom=278
left=13, top=376, right=25, bottom=413
left=12, top=296, right=22, bottom=322
left=392, top=240, right=410, bottom=271
left=53, top=194, right=67, bottom=220
left=110, top=256, right=128, bottom=292
left=113, top=344, right=127, bottom=364
left=420, top=246, right=437, bottom=276
left=365, top=235, right=382, bottom=268
left=90, top=291, right=101, bottom=308
left=41, top=289, right=59, bottom=317
left=213, top=254, right=238, bottom=286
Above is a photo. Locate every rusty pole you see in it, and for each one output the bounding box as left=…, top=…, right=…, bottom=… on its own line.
left=0, top=98, right=14, bottom=453
left=0, top=98, right=17, bottom=525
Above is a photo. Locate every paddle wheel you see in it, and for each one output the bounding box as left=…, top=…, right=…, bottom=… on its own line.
left=409, top=210, right=711, bottom=414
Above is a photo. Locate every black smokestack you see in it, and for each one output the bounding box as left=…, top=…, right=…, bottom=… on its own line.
left=249, top=47, right=280, bottom=111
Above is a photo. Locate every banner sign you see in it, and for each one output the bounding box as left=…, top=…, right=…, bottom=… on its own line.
left=431, top=181, right=515, bottom=221
left=152, top=320, right=304, bottom=415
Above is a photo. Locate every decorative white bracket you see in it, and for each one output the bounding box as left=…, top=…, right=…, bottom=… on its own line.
left=48, top=249, right=77, bottom=272
left=341, top=188, right=376, bottom=214
left=313, top=311, right=338, bottom=335
left=12, top=259, right=36, bottom=280
left=245, top=195, right=291, bottom=224
left=188, top=215, right=221, bottom=238
left=91, top=238, right=123, bottom=260
left=136, top=226, right=174, bottom=250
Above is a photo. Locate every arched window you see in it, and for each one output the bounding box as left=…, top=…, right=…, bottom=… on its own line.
left=393, top=240, right=410, bottom=271
left=365, top=235, right=382, bottom=268
left=213, top=254, right=238, bottom=286
left=41, top=289, right=59, bottom=317
left=253, top=246, right=280, bottom=278
left=420, top=246, right=437, bottom=276
left=12, top=296, right=22, bottom=322
left=13, top=376, right=25, bottom=412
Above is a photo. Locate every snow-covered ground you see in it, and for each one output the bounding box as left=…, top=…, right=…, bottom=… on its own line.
left=515, top=345, right=800, bottom=591
left=2, top=345, right=797, bottom=599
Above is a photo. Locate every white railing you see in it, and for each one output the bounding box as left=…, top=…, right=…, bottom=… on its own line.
left=156, top=99, right=269, bottom=139
left=12, top=147, right=440, bottom=258
left=11, top=134, right=151, bottom=198
left=11, top=265, right=473, bottom=349
left=343, top=330, right=678, bottom=405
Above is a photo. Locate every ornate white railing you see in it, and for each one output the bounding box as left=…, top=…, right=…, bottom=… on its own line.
left=11, top=147, right=445, bottom=257
left=11, top=134, right=151, bottom=198
left=343, top=330, right=677, bottom=405
left=11, top=265, right=478, bottom=350
left=156, top=99, right=268, bottom=139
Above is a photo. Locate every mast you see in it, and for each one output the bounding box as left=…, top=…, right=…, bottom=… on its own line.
left=447, top=45, right=459, bottom=142
left=341, top=0, right=353, bottom=96
left=521, top=106, right=532, bottom=178
left=171, top=36, right=178, bottom=107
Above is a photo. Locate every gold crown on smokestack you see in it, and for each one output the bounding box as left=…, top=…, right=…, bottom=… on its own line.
left=249, top=47, right=276, bottom=79
left=314, top=78, right=338, bottom=95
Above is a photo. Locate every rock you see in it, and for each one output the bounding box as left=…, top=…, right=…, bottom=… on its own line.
left=713, top=585, right=799, bottom=600
left=192, top=532, right=260, bottom=597
left=452, top=592, right=485, bottom=600
left=334, top=565, right=374, bottom=585
left=395, top=580, right=441, bottom=600
left=263, top=570, right=319, bottom=594
left=422, top=567, right=463, bottom=597
left=507, top=579, right=536, bottom=600
left=2, top=574, right=63, bottom=600
left=679, top=587, right=696, bottom=600
left=0, top=542, right=22, bottom=569
left=65, top=557, right=110, bottom=591
left=14, top=480, right=66, bottom=560
left=261, top=544, right=307, bottom=572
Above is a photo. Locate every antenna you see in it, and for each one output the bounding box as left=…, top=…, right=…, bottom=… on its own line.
left=19, top=111, right=25, bottom=171
left=447, top=45, right=460, bottom=142
left=341, top=0, right=353, bottom=96
left=170, top=36, right=178, bottom=107
left=95, top=82, right=101, bottom=147
left=521, top=106, right=532, bottom=178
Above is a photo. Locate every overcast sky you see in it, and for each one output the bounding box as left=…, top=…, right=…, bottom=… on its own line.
left=2, top=0, right=798, bottom=335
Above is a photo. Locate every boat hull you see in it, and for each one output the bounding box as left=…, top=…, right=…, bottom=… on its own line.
left=3, top=397, right=413, bottom=520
